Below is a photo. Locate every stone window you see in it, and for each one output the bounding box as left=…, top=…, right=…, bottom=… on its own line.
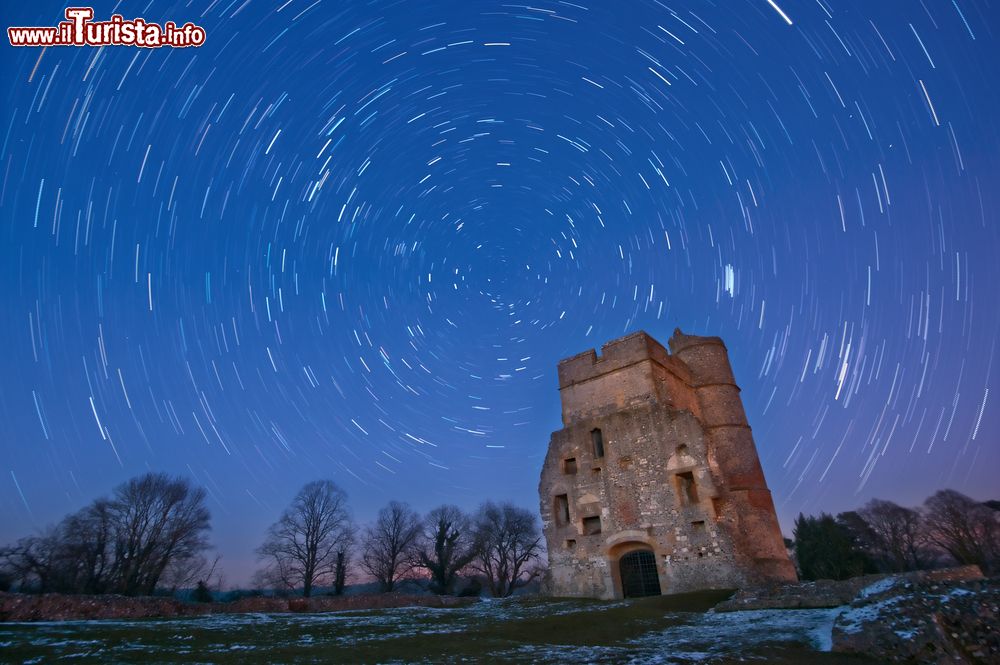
left=565, top=539, right=576, bottom=549
left=676, top=471, right=699, bottom=505
left=582, top=515, right=602, bottom=535
left=591, top=428, right=605, bottom=458
left=563, top=457, right=577, bottom=474
left=691, top=520, right=706, bottom=532
left=554, top=494, right=570, bottom=525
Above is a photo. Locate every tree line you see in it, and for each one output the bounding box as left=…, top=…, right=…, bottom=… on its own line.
left=0, top=474, right=544, bottom=599
left=255, top=481, right=543, bottom=598
left=792, top=489, right=1000, bottom=581
left=5, top=474, right=995, bottom=596
left=0, top=473, right=213, bottom=596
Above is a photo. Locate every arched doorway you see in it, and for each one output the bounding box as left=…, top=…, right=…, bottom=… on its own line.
left=619, top=549, right=661, bottom=598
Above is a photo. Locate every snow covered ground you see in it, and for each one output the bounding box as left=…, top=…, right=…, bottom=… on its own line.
left=491, top=607, right=845, bottom=664
left=0, top=596, right=866, bottom=664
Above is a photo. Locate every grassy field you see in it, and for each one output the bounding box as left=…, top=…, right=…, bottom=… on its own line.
left=0, top=592, right=877, bottom=664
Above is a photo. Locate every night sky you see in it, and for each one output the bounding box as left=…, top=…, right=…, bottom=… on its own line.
left=1, top=1, right=997, bottom=584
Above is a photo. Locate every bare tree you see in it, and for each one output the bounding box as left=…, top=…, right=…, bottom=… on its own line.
left=109, top=473, right=212, bottom=596
left=923, top=489, right=1000, bottom=574
left=61, top=499, right=115, bottom=594
left=0, top=473, right=211, bottom=596
left=0, top=529, right=61, bottom=592
left=471, top=501, right=542, bottom=598
left=856, top=499, right=930, bottom=572
left=327, top=520, right=356, bottom=596
left=160, top=552, right=222, bottom=595
left=332, top=528, right=355, bottom=596
left=0, top=504, right=122, bottom=595
left=415, top=505, right=477, bottom=595
left=361, top=500, right=421, bottom=592
left=257, top=480, right=354, bottom=597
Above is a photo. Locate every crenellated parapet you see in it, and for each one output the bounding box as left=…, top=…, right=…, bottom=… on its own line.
left=556, top=331, right=697, bottom=426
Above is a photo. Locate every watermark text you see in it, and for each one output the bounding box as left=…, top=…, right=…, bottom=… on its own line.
left=8, top=8, right=205, bottom=48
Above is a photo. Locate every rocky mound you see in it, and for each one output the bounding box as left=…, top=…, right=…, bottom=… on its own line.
left=0, top=591, right=474, bottom=622
left=714, top=576, right=871, bottom=611
left=714, top=565, right=985, bottom=612
left=831, top=576, right=999, bottom=664
left=713, top=566, right=995, bottom=664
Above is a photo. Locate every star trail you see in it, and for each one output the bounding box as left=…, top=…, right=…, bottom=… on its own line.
left=1, top=1, right=997, bottom=581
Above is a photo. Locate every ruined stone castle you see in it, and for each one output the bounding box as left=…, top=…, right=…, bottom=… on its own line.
left=538, top=329, right=797, bottom=599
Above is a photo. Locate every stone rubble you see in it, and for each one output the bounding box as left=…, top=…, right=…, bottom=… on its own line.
left=714, top=566, right=997, bottom=664
left=831, top=576, right=999, bottom=664
left=714, top=565, right=985, bottom=612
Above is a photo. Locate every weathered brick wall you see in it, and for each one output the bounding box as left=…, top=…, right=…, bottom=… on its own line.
left=556, top=332, right=695, bottom=426
left=539, top=329, right=797, bottom=599
left=668, top=331, right=798, bottom=583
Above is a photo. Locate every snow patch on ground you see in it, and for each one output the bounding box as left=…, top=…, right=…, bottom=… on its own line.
left=858, top=576, right=897, bottom=599
left=834, top=587, right=916, bottom=637
left=488, top=608, right=844, bottom=664
left=637, top=607, right=844, bottom=655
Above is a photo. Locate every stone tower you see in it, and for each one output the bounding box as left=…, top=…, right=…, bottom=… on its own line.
left=538, top=329, right=796, bottom=599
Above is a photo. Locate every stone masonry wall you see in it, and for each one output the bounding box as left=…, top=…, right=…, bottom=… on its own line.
left=539, top=330, right=797, bottom=599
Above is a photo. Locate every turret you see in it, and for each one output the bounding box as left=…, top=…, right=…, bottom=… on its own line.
left=669, top=328, right=797, bottom=583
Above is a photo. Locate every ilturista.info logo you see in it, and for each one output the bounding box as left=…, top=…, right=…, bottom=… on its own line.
left=8, top=7, right=206, bottom=48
